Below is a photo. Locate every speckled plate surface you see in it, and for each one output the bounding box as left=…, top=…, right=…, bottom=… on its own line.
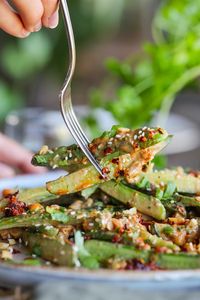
left=0, top=173, right=200, bottom=288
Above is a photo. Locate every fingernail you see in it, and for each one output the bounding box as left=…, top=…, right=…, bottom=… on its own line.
left=48, top=11, right=59, bottom=29
left=34, top=22, right=42, bottom=32
left=21, top=29, right=31, bottom=38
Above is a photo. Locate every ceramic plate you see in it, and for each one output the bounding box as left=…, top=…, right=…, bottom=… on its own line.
left=0, top=173, right=200, bottom=288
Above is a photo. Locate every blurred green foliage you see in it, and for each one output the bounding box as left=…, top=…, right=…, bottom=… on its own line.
left=1, top=0, right=200, bottom=133
left=0, top=31, right=54, bottom=123
left=0, top=82, right=23, bottom=120
left=89, top=0, right=200, bottom=130
left=69, top=0, right=125, bottom=43
left=2, top=33, right=52, bottom=79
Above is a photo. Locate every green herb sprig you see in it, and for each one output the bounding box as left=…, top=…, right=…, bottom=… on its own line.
left=88, top=0, right=200, bottom=130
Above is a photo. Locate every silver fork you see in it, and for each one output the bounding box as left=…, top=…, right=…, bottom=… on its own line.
left=60, top=0, right=104, bottom=177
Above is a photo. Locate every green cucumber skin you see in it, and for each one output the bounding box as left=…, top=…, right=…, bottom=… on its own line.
left=0, top=214, right=53, bottom=230
left=32, top=145, right=86, bottom=172
left=32, top=126, right=169, bottom=172
left=146, top=169, right=200, bottom=194
left=35, top=126, right=169, bottom=196
left=100, top=181, right=166, bottom=220
left=22, top=232, right=74, bottom=267
left=86, top=240, right=200, bottom=270
left=84, top=240, right=149, bottom=262
left=0, top=208, right=95, bottom=230
left=85, top=227, right=179, bottom=252
left=154, top=253, right=200, bottom=270
left=21, top=234, right=200, bottom=270
left=174, top=194, right=200, bottom=207
left=46, top=139, right=169, bottom=196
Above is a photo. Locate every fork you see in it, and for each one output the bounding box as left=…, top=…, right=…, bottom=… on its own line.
left=59, top=0, right=104, bottom=177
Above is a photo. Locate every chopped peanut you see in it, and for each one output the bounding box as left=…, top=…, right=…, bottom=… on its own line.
left=29, top=203, right=44, bottom=213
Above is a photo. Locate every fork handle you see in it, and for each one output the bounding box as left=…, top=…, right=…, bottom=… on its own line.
left=60, top=0, right=76, bottom=86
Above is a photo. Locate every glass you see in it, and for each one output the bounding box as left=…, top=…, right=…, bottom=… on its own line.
left=4, top=106, right=115, bottom=151
left=4, top=108, right=74, bottom=151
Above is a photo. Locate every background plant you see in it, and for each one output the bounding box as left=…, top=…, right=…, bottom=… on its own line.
left=0, top=0, right=199, bottom=133
left=88, top=0, right=200, bottom=131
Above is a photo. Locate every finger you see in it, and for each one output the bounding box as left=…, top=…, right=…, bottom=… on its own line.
left=0, top=163, right=15, bottom=179
left=41, top=0, right=59, bottom=28
left=0, top=134, right=46, bottom=174
left=11, top=0, right=44, bottom=32
left=0, top=0, right=30, bottom=38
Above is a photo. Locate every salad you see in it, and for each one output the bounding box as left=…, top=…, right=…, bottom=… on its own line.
left=0, top=126, right=200, bottom=270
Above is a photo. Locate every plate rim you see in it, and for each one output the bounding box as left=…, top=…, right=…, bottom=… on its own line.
left=1, top=173, right=200, bottom=286
left=1, top=261, right=200, bottom=286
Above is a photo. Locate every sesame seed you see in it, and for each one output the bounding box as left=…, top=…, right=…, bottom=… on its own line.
left=45, top=225, right=53, bottom=230
left=8, top=239, right=16, bottom=246
left=115, top=134, right=121, bottom=138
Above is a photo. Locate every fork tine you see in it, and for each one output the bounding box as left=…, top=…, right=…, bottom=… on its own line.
left=60, top=94, right=90, bottom=145
left=60, top=99, right=104, bottom=176
left=60, top=99, right=85, bottom=145
left=64, top=103, right=104, bottom=175
left=66, top=98, right=90, bottom=144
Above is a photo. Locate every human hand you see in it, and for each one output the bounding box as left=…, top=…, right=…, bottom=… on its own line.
left=0, top=0, right=59, bottom=38
left=0, top=133, right=46, bottom=178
